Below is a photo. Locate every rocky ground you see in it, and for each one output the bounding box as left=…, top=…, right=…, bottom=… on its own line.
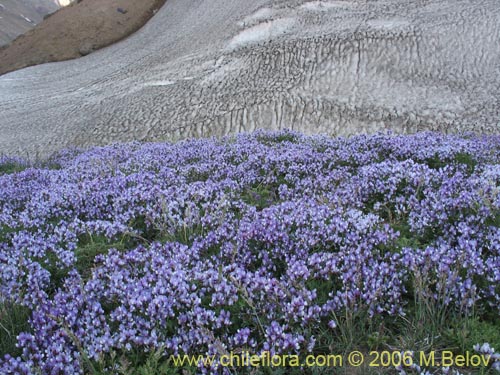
left=0, top=0, right=166, bottom=76
left=0, top=0, right=60, bottom=47
left=0, top=0, right=499, bottom=158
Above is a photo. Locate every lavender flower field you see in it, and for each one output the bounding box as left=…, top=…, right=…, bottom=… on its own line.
left=0, top=131, right=499, bottom=374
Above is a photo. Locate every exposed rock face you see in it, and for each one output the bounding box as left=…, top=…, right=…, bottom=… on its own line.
left=0, top=0, right=60, bottom=46
left=0, top=0, right=499, bottom=157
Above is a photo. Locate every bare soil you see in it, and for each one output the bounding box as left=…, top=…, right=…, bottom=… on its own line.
left=0, top=0, right=166, bottom=76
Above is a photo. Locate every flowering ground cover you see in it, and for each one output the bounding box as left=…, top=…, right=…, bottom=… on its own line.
left=0, top=131, right=499, bottom=374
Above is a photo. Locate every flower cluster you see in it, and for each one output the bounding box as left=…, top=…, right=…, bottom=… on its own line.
left=474, top=343, right=500, bottom=372
left=0, top=131, right=499, bottom=374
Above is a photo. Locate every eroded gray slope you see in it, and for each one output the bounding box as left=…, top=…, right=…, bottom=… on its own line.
left=0, top=0, right=60, bottom=46
left=0, top=0, right=499, bottom=157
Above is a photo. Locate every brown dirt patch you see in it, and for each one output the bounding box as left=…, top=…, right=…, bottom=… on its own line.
left=0, top=0, right=166, bottom=76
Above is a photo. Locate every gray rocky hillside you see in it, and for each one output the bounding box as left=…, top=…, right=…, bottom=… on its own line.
left=0, top=0, right=63, bottom=46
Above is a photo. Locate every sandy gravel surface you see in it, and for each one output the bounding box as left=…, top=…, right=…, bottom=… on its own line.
left=0, top=0, right=166, bottom=76
left=0, top=0, right=499, bottom=158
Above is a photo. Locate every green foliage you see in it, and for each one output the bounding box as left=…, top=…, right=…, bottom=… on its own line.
left=424, top=153, right=448, bottom=170
left=423, top=152, right=477, bottom=174
left=306, top=279, right=338, bottom=306
left=391, top=222, right=422, bottom=250
left=128, top=215, right=160, bottom=243
left=485, top=210, right=500, bottom=228
left=82, top=347, right=189, bottom=375
left=455, top=152, right=478, bottom=173
left=185, top=167, right=211, bottom=183
left=75, top=235, right=129, bottom=281
left=241, top=185, right=279, bottom=210
left=256, top=132, right=299, bottom=145
left=37, top=234, right=133, bottom=296
left=42, top=250, right=73, bottom=295
left=0, top=162, right=27, bottom=175
left=445, top=318, right=500, bottom=354
left=0, top=301, right=31, bottom=357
